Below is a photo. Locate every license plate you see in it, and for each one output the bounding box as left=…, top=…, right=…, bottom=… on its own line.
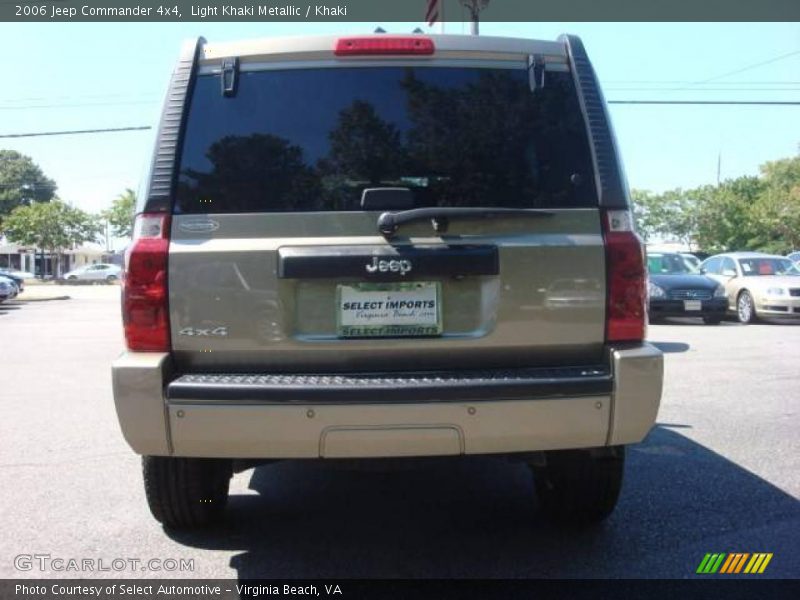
left=337, top=282, right=442, bottom=338
left=684, top=300, right=702, bottom=311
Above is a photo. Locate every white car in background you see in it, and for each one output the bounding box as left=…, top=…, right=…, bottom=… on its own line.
left=63, top=263, right=122, bottom=284
left=700, top=252, right=800, bottom=323
left=0, top=268, right=34, bottom=280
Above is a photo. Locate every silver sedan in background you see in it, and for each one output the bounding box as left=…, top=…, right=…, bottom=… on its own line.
left=62, top=263, right=122, bottom=284
left=700, top=252, right=800, bottom=323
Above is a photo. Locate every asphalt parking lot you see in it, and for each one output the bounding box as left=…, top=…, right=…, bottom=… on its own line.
left=0, top=287, right=798, bottom=579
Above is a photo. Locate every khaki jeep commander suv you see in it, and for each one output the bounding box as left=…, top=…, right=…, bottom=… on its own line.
left=112, top=32, right=663, bottom=529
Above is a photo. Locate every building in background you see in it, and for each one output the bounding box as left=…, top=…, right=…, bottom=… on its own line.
left=0, top=238, right=113, bottom=278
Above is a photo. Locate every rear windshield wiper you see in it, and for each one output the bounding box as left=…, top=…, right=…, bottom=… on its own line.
left=377, top=207, right=554, bottom=237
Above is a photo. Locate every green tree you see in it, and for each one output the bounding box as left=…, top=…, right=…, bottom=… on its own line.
left=103, top=188, right=136, bottom=238
left=0, top=150, right=57, bottom=224
left=631, top=188, right=699, bottom=248
left=694, top=177, right=764, bottom=252
left=631, top=189, right=660, bottom=241
left=750, top=156, right=800, bottom=252
left=3, top=200, right=101, bottom=277
left=401, top=69, right=558, bottom=207
left=760, top=155, right=800, bottom=191
left=326, top=100, right=406, bottom=185
left=660, top=190, right=700, bottom=250
left=180, top=133, right=321, bottom=212
left=633, top=155, right=800, bottom=253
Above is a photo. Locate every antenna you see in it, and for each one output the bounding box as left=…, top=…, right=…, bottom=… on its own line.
left=459, top=0, right=489, bottom=35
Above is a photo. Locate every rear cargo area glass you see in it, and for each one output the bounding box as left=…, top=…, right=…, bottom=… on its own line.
left=175, top=67, right=596, bottom=213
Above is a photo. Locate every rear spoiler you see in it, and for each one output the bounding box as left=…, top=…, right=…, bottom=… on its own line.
left=138, top=37, right=205, bottom=215
left=560, top=34, right=630, bottom=210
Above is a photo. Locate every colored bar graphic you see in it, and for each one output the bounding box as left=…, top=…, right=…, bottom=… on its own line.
left=734, top=553, right=749, bottom=573
left=719, top=554, right=736, bottom=573
left=749, top=553, right=773, bottom=574
left=697, top=553, right=727, bottom=573
left=753, top=553, right=768, bottom=573
left=696, top=554, right=714, bottom=573
left=758, top=553, right=773, bottom=573
left=726, top=553, right=741, bottom=573
left=698, top=552, right=772, bottom=575
left=710, top=554, right=725, bottom=573
left=744, top=554, right=759, bottom=573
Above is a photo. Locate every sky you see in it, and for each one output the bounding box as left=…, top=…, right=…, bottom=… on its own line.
left=0, top=21, right=798, bottom=229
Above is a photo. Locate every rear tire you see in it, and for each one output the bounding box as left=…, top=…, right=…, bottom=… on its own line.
left=532, top=446, right=624, bottom=525
left=106, top=274, right=118, bottom=284
left=142, top=456, right=232, bottom=529
left=737, top=290, right=757, bottom=324
left=703, top=316, right=722, bottom=325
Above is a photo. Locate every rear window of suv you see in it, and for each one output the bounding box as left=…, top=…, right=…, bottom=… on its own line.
left=175, top=66, right=597, bottom=214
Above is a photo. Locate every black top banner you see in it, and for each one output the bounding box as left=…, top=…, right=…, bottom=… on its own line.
left=3, top=0, right=800, bottom=22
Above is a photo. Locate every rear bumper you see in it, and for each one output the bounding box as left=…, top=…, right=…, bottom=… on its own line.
left=112, top=344, right=663, bottom=458
left=166, top=367, right=613, bottom=404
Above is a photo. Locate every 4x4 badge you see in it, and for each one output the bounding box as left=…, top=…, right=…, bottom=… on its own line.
left=178, top=326, right=228, bottom=337
left=365, top=257, right=412, bottom=275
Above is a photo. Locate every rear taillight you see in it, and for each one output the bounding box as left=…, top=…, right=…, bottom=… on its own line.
left=123, top=213, right=170, bottom=351
left=334, top=37, right=435, bottom=56
left=602, top=210, right=647, bottom=343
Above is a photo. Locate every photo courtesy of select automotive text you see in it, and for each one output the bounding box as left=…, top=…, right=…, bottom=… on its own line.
left=1, top=1, right=799, bottom=598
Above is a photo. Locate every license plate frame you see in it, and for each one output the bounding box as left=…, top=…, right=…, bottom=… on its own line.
left=336, top=281, right=442, bottom=338
left=684, top=300, right=702, bottom=311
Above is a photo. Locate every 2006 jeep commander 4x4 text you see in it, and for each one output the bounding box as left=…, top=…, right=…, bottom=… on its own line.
left=113, top=33, right=663, bottom=529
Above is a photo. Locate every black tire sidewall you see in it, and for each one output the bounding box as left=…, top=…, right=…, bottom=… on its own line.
left=533, top=446, right=625, bottom=525
left=142, top=456, right=232, bottom=529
